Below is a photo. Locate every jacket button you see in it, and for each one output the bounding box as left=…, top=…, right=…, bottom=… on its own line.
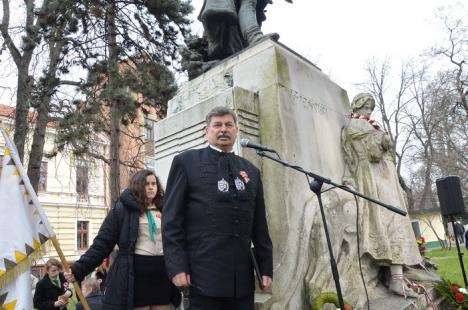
left=234, top=233, right=240, bottom=238
left=234, top=219, right=239, bottom=224
left=233, top=206, right=239, bottom=210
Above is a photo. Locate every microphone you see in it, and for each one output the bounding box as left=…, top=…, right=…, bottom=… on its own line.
left=240, top=138, right=275, bottom=152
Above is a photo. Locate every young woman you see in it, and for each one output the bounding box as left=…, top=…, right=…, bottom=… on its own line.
left=65, top=170, right=180, bottom=310
left=34, top=258, right=73, bottom=310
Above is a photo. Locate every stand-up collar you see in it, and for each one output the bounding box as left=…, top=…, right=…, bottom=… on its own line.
left=209, top=144, right=235, bottom=153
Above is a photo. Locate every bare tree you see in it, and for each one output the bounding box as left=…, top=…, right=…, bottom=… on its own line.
left=1, top=0, right=40, bottom=161
left=358, top=57, right=416, bottom=210
left=430, top=14, right=468, bottom=118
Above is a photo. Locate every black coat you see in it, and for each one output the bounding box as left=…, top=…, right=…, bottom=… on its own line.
left=162, top=147, right=273, bottom=298
left=33, top=273, right=72, bottom=310
left=76, top=292, right=103, bottom=310
left=70, top=189, right=141, bottom=310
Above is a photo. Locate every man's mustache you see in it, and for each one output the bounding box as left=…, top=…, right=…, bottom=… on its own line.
left=217, top=134, right=231, bottom=139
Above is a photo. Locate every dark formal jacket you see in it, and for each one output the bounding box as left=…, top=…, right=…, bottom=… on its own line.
left=76, top=292, right=103, bottom=310
left=162, top=146, right=273, bottom=298
left=70, top=190, right=142, bottom=310
left=33, top=272, right=72, bottom=310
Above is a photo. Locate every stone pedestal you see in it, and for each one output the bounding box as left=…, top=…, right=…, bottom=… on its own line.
left=153, top=39, right=428, bottom=309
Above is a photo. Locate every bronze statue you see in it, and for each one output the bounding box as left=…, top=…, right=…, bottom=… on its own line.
left=182, top=0, right=291, bottom=77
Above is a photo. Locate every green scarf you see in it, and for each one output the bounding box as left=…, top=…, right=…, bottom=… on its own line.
left=52, top=278, right=61, bottom=288
left=146, top=210, right=157, bottom=242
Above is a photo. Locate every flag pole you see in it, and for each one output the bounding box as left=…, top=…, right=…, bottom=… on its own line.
left=50, top=236, right=91, bottom=310
left=1, top=127, right=91, bottom=310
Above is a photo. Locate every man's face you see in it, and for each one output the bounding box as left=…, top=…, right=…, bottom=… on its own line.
left=81, top=283, right=91, bottom=297
left=205, top=114, right=239, bottom=152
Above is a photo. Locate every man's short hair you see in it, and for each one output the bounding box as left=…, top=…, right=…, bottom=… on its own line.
left=205, top=106, right=237, bottom=126
left=82, top=277, right=101, bottom=294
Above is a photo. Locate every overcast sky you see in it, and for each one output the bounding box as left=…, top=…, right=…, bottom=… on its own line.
left=0, top=0, right=465, bottom=104
left=191, top=0, right=465, bottom=97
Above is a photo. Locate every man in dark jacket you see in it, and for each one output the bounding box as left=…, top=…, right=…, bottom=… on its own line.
left=76, top=278, right=103, bottom=310
left=162, top=106, right=273, bottom=309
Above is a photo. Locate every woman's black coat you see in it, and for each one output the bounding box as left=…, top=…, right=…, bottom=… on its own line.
left=70, top=189, right=141, bottom=310
left=33, top=272, right=71, bottom=310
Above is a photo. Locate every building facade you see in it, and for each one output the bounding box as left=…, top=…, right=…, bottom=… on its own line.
left=0, top=104, right=108, bottom=273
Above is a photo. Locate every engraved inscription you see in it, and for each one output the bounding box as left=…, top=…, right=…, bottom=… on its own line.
left=286, top=87, right=328, bottom=115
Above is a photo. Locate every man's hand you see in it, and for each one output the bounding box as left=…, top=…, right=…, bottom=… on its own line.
left=172, top=272, right=191, bottom=287
left=262, top=276, right=272, bottom=291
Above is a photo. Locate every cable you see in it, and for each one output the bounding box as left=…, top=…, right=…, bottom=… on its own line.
left=354, top=194, right=370, bottom=310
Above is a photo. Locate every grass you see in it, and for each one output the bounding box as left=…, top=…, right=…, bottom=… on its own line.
left=426, top=247, right=468, bottom=285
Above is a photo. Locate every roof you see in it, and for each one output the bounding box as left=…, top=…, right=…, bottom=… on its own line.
left=0, top=104, right=58, bottom=128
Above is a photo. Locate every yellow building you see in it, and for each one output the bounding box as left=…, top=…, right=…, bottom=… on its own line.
left=410, top=208, right=448, bottom=249
left=0, top=104, right=108, bottom=274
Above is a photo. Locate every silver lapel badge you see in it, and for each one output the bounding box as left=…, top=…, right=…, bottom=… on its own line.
left=218, top=178, right=229, bottom=192
left=235, top=177, right=245, bottom=191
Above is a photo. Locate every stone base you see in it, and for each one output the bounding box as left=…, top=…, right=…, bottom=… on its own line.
left=255, top=292, right=274, bottom=310
left=367, top=286, right=441, bottom=310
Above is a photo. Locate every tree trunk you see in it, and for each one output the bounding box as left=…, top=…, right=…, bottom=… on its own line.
left=2, top=0, right=37, bottom=162
left=13, top=68, right=32, bottom=162
left=398, top=175, right=415, bottom=212
left=107, top=0, right=121, bottom=207
left=27, top=100, right=49, bottom=192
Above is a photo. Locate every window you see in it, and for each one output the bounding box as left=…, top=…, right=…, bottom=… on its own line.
left=38, top=161, right=48, bottom=192
left=76, top=165, right=89, bottom=195
left=144, top=118, right=154, bottom=140
left=77, top=221, right=89, bottom=250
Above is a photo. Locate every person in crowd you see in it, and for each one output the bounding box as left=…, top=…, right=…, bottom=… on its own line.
left=162, top=106, right=273, bottom=309
left=65, top=169, right=180, bottom=310
left=76, top=278, right=103, bottom=310
left=94, top=264, right=107, bottom=292
left=455, top=221, right=465, bottom=244
left=33, top=258, right=73, bottom=310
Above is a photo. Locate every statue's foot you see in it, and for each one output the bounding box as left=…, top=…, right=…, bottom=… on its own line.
left=389, top=276, right=419, bottom=298
left=249, top=32, right=280, bottom=45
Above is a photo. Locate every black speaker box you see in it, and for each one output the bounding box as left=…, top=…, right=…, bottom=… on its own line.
left=436, top=176, right=465, bottom=216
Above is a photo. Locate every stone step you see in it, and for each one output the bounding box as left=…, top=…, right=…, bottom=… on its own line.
left=366, top=286, right=441, bottom=310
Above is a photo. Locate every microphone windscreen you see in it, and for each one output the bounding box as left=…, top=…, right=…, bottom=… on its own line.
left=240, top=138, right=249, bottom=147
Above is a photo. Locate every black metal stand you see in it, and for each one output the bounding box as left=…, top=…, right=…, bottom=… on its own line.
left=255, top=150, right=407, bottom=310
left=450, top=216, right=468, bottom=287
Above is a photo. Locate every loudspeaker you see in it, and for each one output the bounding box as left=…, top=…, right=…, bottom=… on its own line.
left=436, top=176, right=465, bottom=216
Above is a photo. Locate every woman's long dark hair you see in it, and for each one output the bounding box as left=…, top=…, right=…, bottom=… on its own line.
left=128, top=169, right=164, bottom=213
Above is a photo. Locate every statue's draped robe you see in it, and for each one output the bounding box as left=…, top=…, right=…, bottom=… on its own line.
left=198, top=0, right=269, bottom=60
left=342, top=118, right=422, bottom=266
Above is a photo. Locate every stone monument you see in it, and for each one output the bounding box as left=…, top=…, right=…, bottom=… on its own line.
left=153, top=39, right=437, bottom=309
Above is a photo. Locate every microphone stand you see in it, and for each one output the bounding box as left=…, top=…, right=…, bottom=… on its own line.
left=255, top=150, right=407, bottom=310
left=449, top=216, right=468, bottom=287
